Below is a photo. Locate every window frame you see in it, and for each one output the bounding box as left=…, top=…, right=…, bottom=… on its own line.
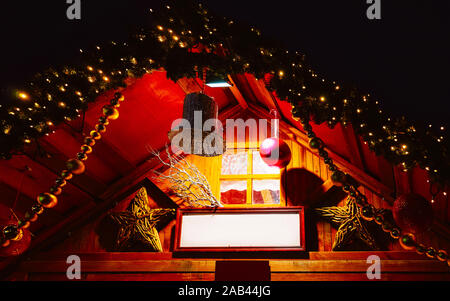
left=219, top=147, right=284, bottom=207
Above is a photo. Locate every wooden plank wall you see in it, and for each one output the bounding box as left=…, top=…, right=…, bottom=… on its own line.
left=9, top=252, right=450, bottom=281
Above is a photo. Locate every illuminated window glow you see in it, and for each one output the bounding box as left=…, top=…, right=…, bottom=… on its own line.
left=220, top=149, right=281, bottom=206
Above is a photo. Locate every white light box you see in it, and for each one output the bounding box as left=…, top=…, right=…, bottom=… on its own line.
left=174, top=208, right=305, bottom=252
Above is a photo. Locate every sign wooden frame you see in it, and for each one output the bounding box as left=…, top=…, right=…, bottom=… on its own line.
left=173, top=207, right=305, bottom=253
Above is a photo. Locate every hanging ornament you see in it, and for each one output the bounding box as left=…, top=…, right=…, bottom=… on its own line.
left=259, top=110, right=292, bottom=168
left=66, top=159, right=86, bottom=175
left=37, top=193, right=58, bottom=209
left=393, top=193, right=434, bottom=234
left=0, top=226, right=31, bottom=257
left=0, top=205, right=31, bottom=257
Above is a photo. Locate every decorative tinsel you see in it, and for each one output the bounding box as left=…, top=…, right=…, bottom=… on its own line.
left=0, top=0, right=448, bottom=184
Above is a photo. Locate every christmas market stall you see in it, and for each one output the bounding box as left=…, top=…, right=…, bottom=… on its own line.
left=0, top=1, right=449, bottom=281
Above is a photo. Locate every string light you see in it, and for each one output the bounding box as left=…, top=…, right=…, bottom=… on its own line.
left=17, top=91, right=30, bottom=101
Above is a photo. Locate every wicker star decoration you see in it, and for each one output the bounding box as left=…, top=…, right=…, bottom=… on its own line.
left=315, top=196, right=379, bottom=251
left=109, top=187, right=176, bottom=252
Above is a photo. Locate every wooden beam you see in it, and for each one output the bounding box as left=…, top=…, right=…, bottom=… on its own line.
left=245, top=74, right=277, bottom=110
left=339, top=124, right=365, bottom=170
left=393, top=165, right=413, bottom=195
left=177, top=78, right=202, bottom=94
left=61, top=122, right=136, bottom=177
left=35, top=138, right=107, bottom=196
left=17, top=258, right=449, bottom=274
left=227, top=75, right=248, bottom=109
left=23, top=143, right=100, bottom=203
left=271, top=273, right=450, bottom=281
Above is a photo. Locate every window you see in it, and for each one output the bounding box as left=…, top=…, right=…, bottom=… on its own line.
left=220, top=149, right=281, bottom=206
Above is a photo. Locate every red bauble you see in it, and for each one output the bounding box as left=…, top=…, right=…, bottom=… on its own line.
left=393, top=193, right=434, bottom=234
left=259, top=138, right=292, bottom=168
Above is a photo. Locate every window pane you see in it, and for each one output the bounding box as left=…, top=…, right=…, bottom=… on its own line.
left=221, top=151, right=248, bottom=175
left=220, top=180, right=247, bottom=204
left=252, top=180, right=280, bottom=205
left=252, top=151, right=280, bottom=175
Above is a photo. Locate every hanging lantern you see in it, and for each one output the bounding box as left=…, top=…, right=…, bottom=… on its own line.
left=168, top=92, right=225, bottom=157
left=259, top=110, right=292, bottom=168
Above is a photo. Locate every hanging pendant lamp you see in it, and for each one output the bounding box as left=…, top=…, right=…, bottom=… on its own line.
left=168, top=92, right=226, bottom=157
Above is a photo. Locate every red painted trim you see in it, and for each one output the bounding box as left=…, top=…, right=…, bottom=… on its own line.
left=173, top=207, right=306, bottom=253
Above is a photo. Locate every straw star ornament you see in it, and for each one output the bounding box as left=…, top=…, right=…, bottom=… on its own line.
left=109, top=187, right=176, bottom=252
left=315, top=196, right=379, bottom=251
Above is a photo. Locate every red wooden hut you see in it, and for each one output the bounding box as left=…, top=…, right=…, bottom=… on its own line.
left=0, top=1, right=449, bottom=282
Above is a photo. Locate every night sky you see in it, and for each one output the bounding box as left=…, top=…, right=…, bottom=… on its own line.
left=1, top=0, right=449, bottom=126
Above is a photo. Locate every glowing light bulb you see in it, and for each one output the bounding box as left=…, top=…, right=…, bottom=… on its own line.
left=17, top=91, right=30, bottom=100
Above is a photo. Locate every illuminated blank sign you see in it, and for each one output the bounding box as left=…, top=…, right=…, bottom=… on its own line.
left=174, top=208, right=305, bottom=252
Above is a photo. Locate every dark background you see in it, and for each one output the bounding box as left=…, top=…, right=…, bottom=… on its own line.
left=1, top=0, right=448, bottom=126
